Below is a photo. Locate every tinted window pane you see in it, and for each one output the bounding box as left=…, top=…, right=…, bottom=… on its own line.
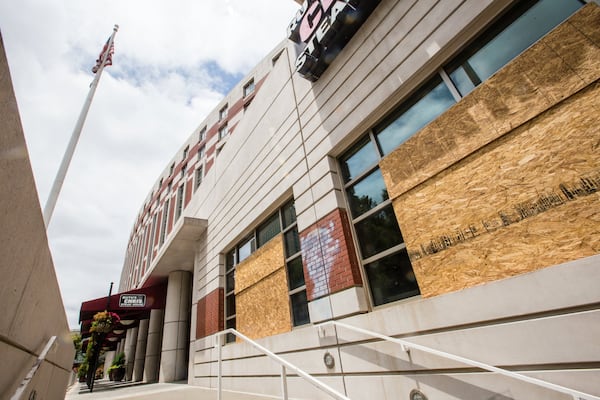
left=284, top=229, right=301, bottom=256
left=226, top=317, right=236, bottom=343
left=226, top=250, right=235, bottom=269
left=376, top=78, right=455, bottom=155
left=340, top=136, right=379, bottom=182
left=226, top=295, right=236, bottom=317
left=354, top=205, right=403, bottom=259
left=448, top=0, right=583, bottom=96
left=347, top=169, right=389, bottom=218
left=282, top=201, right=297, bottom=228
left=365, top=250, right=420, bottom=306
left=290, top=290, right=310, bottom=326
left=287, top=256, right=305, bottom=290
left=226, top=270, right=235, bottom=292
left=258, top=213, right=280, bottom=247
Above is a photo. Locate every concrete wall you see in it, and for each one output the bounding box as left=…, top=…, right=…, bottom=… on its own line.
left=0, top=32, right=74, bottom=400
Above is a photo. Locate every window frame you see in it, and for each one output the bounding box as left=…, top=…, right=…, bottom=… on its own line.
left=219, top=104, right=228, bottom=121
left=223, top=200, right=310, bottom=343
left=243, top=78, right=255, bottom=98
left=218, top=124, right=228, bottom=141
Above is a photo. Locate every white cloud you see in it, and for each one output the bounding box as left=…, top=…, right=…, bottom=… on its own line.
left=0, top=0, right=299, bottom=328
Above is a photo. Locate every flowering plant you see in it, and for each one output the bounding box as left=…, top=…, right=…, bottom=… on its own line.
left=90, top=310, right=120, bottom=333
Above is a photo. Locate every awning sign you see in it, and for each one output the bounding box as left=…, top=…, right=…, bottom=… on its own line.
left=119, top=294, right=146, bottom=307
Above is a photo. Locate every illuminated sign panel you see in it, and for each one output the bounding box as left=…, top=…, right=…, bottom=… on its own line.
left=288, top=0, right=381, bottom=81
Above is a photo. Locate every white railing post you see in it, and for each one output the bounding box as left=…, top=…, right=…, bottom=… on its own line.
left=281, top=365, right=289, bottom=400
left=217, top=333, right=222, bottom=400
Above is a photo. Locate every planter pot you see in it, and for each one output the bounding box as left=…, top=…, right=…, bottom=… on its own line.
left=111, top=367, right=125, bottom=382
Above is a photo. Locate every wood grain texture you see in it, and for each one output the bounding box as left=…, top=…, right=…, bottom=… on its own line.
left=235, top=235, right=292, bottom=339
left=379, top=5, right=600, bottom=298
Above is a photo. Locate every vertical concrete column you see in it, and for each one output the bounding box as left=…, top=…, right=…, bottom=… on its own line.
left=159, top=270, right=191, bottom=382
left=133, top=319, right=149, bottom=381
left=103, top=351, right=115, bottom=379
left=124, top=327, right=138, bottom=381
left=144, top=309, right=164, bottom=383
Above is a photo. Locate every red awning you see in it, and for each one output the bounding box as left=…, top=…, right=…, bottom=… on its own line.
left=79, top=283, right=167, bottom=323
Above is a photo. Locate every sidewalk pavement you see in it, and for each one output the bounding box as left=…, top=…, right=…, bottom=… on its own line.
left=65, top=379, right=281, bottom=400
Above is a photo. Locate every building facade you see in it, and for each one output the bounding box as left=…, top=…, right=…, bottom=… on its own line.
left=109, top=1, right=600, bottom=398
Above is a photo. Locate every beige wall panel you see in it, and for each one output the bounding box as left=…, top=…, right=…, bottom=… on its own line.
left=235, top=236, right=291, bottom=339
left=391, top=81, right=600, bottom=298
left=381, top=5, right=600, bottom=199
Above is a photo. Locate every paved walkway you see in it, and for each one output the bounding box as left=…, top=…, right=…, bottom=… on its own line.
left=65, top=379, right=280, bottom=400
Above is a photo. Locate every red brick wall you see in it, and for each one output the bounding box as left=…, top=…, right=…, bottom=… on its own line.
left=300, top=208, right=362, bottom=301
left=195, top=287, right=224, bottom=339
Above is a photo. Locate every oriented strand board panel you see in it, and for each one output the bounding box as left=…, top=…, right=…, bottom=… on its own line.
left=381, top=4, right=600, bottom=200
left=235, top=235, right=292, bottom=339
left=392, top=81, right=600, bottom=298
left=379, top=5, right=600, bottom=298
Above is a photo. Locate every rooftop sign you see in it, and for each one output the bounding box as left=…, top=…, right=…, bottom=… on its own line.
left=287, top=0, right=381, bottom=81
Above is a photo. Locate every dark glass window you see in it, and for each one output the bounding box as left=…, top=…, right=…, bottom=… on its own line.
left=225, top=249, right=236, bottom=343
left=447, top=0, right=584, bottom=96
left=282, top=201, right=297, bottom=228
left=286, top=257, right=305, bottom=291
left=284, top=229, right=301, bottom=256
left=365, top=250, right=420, bottom=306
left=257, top=213, right=281, bottom=247
left=375, top=77, right=455, bottom=155
left=290, top=291, right=310, bottom=326
left=347, top=169, right=389, bottom=218
left=354, top=205, right=404, bottom=259
left=225, top=317, right=236, bottom=343
left=226, top=295, right=236, bottom=318
left=226, top=270, right=235, bottom=292
left=340, top=136, right=379, bottom=183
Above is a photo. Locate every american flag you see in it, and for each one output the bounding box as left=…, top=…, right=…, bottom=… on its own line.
left=92, top=37, right=115, bottom=73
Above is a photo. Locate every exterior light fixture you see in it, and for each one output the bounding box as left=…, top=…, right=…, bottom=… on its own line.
left=120, top=320, right=134, bottom=326
left=107, top=337, right=118, bottom=342
left=113, top=329, right=124, bottom=334
left=323, top=352, right=335, bottom=369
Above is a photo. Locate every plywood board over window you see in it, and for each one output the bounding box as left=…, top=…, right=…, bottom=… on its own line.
left=235, top=235, right=292, bottom=339
left=380, top=7, right=600, bottom=298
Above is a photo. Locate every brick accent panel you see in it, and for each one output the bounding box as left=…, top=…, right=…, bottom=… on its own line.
left=300, top=208, right=362, bottom=301
left=195, top=287, right=223, bottom=339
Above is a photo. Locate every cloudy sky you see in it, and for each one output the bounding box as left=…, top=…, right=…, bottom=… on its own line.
left=0, top=0, right=299, bottom=329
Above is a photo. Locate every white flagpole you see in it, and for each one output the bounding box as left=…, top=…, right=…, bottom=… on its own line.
left=43, top=24, right=119, bottom=229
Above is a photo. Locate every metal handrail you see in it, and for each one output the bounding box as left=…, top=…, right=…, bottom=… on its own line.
left=317, top=320, right=600, bottom=400
left=10, top=336, right=57, bottom=400
left=215, top=328, right=350, bottom=400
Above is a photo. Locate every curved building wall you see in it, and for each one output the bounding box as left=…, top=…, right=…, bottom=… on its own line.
left=120, top=1, right=600, bottom=398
